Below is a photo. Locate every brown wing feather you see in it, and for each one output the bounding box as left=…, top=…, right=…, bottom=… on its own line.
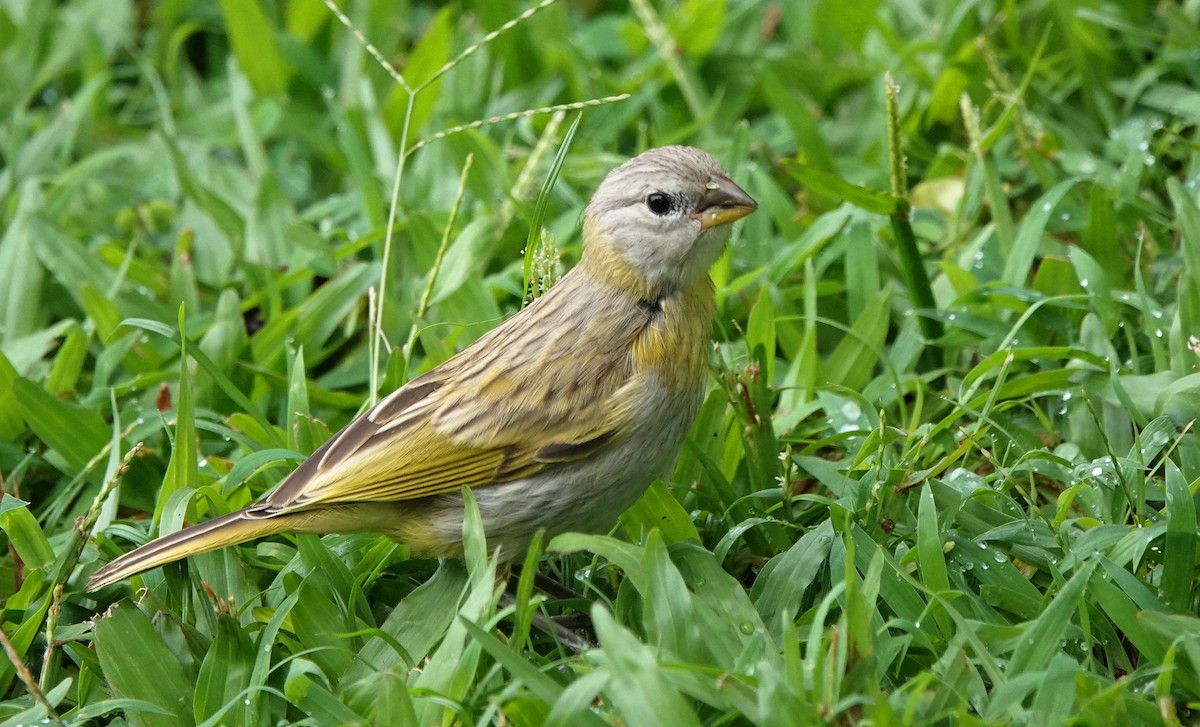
left=262, top=271, right=651, bottom=514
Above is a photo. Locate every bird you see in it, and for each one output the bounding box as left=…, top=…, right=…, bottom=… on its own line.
left=87, top=145, right=757, bottom=591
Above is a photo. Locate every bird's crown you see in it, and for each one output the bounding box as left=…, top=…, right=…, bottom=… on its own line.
left=582, top=145, right=756, bottom=297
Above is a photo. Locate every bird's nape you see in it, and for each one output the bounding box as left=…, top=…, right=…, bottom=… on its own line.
left=86, top=145, right=757, bottom=591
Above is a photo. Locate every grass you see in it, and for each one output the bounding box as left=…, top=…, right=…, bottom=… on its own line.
left=2, top=0, right=1200, bottom=724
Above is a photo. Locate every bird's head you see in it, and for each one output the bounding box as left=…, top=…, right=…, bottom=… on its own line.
left=582, top=146, right=757, bottom=297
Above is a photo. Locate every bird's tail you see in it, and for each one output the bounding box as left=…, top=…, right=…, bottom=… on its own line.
left=87, top=506, right=307, bottom=591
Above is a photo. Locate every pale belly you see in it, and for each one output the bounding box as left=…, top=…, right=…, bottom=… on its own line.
left=396, top=375, right=703, bottom=559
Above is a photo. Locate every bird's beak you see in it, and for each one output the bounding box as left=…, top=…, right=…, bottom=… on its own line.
left=693, top=174, right=758, bottom=230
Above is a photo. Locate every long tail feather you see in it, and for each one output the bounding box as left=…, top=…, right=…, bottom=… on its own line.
left=87, top=507, right=305, bottom=591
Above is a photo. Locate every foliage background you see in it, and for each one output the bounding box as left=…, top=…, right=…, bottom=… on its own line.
left=3, top=0, right=1200, bottom=724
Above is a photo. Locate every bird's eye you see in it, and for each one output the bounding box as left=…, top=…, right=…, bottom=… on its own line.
left=646, top=192, right=672, bottom=216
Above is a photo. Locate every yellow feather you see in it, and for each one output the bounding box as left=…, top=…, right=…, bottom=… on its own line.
left=88, top=145, right=755, bottom=591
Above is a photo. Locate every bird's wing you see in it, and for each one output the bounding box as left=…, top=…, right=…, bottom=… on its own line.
left=264, top=278, right=647, bottom=513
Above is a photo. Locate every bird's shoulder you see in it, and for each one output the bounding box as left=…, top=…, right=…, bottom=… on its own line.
left=431, top=271, right=651, bottom=445
left=264, top=270, right=655, bottom=511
